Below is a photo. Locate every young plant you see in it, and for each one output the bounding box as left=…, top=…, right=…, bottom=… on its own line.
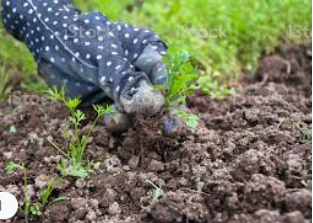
left=277, top=118, right=312, bottom=142
left=46, top=86, right=115, bottom=178
left=160, top=51, right=198, bottom=107
left=146, top=180, right=164, bottom=206
left=294, top=122, right=312, bottom=142
left=8, top=124, right=17, bottom=133
left=164, top=51, right=234, bottom=104
left=160, top=51, right=233, bottom=130
left=5, top=161, right=31, bottom=217
left=5, top=161, right=64, bottom=218
left=173, top=109, right=199, bottom=130
left=32, top=177, right=65, bottom=216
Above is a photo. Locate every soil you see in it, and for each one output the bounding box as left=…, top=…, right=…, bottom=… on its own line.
left=0, top=44, right=311, bottom=223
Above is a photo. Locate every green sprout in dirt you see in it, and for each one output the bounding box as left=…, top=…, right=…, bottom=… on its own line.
left=146, top=180, right=164, bottom=206
left=8, top=124, right=17, bottom=133
left=5, top=161, right=65, bottom=218
left=159, top=51, right=233, bottom=130
left=303, top=131, right=312, bottom=141
left=293, top=123, right=312, bottom=142
left=31, top=177, right=67, bottom=216
left=5, top=161, right=31, bottom=217
left=277, top=118, right=312, bottom=142
left=163, top=51, right=234, bottom=105
left=46, top=86, right=115, bottom=178
left=173, top=109, right=199, bottom=130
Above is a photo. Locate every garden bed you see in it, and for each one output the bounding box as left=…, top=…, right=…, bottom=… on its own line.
left=0, top=44, right=311, bottom=222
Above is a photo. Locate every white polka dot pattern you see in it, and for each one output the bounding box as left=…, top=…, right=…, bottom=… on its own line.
left=1, top=0, right=168, bottom=102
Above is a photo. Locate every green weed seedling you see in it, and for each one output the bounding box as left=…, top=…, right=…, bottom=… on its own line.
left=5, top=161, right=65, bottom=218
left=46, top=86, right=115, bottom=178
left=32, top=177, right=67, bottom=215
left=5, top=161, right=31, bottom=217
left=8, top=124, right=17, bottom=133
left=303, top=131, right=312, bottom=141
left=146, top=180, right=164, bottom=206
left=163, top=51, right=234, bottom=105
left=160, top=51, right=233, bottom=130
left=277, top=118, right=312, bottom=142
left=294, top=123, right=312, bottom=142
left=173, top=110, right=199, bottom=130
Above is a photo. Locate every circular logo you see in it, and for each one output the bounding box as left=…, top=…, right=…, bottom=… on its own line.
left=0, top=192, right=18, bottom=219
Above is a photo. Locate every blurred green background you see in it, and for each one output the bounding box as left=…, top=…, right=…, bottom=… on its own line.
left=0, top=0, right=311, bottom=100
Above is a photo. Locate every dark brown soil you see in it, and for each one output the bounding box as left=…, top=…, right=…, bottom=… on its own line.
left=0, top=44, right=311, bottom=223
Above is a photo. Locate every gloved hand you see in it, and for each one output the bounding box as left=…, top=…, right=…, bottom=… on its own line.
left=102, top=43, right=169, bottom=132
left=2, top=0, right=171, bottom=132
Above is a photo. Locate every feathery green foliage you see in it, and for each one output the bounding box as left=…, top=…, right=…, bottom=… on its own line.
left=146, top=180, right=164, bottom=206
left=5, top=161, right=64, bottom=217
left=46, top=86, right=115, bottom=178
